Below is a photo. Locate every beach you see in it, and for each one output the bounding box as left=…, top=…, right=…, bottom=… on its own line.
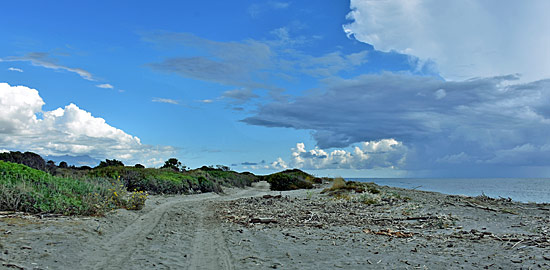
left=1, top=183, right=549, bottom=269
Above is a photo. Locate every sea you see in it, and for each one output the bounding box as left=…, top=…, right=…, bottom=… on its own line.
left=349, top=178, right=550, bottom=204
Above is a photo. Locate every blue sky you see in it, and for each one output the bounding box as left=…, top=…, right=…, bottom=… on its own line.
left=1, top=0, right=550, bottom=177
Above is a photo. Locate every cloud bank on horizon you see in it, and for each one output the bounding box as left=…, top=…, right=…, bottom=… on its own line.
left=244, top=73, right=550, bottom=175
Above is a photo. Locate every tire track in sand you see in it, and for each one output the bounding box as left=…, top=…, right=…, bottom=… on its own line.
left=185, top=200, right=234, bottom=270
left=80, top=187, right=267, bottom=270
left=183, top=186, right=270, bottom=270
left=82, top=193, right=218, bottom=270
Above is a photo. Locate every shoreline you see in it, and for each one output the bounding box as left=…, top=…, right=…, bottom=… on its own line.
left=1, top=184, right=549, bottom=269
left=351, top=177, right=550, bottom=204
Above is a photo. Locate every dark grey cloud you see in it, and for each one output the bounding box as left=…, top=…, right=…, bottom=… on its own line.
left=144, top=32, right=277, bottom=98
left=242, top=73, right=550, bottom=172
left=241, top=162, right=258, bottom=166
left=222, top=89, right=259, bottom=104
left=150, top=57, right=249, bottom=84
left=144, top=32, right=372, bottom=103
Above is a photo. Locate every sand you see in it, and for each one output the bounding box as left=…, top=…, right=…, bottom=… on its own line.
left=1, top=182, right=549, bottom=269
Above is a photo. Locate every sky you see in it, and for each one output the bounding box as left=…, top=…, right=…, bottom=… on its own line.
left=1, top=0, right=550, bottom=178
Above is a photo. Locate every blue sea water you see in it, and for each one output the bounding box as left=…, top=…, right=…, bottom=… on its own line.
left=348, top=178, right=550, bottom=203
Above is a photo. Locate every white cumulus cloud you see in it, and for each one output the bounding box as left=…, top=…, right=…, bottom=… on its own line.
left=343, top=0, right=550, bottom=82
left=0, top=82, right=174, bottom=166
left=288, top=140, right=407, bottom=170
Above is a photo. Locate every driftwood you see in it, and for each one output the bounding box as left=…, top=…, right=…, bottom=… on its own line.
left=262, top=194, right=282, bottom=199
left=373, top=216, right=438, bottom=222
left=463, top=201, right=499, bottom=212
left=0, top=212, right=63, bottom=219
left=250, top=217, right=277, bottom=224
left=2, top=263, right=25, bottom=270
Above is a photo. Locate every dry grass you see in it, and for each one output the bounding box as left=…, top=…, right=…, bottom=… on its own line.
left=331, top=177, right=346, bottom=189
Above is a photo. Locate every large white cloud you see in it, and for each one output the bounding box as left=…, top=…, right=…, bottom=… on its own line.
left=0, top=82, right=174, bottom=166
left=0, top=83, right=43, bottom=133
left=343, top=0, right=550, bottom=82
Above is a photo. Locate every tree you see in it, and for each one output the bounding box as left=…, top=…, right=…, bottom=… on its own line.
left=46, top=160, right=57, bottom=174
left=216, top=165, right=230, bottom=171
left=96, top=159, right=124, bottom=168
left=59, top=161, right=68, bottom=168
left=134, top=164, right=145, bottom=168
left=161, top=158, right=186, bottom=172
left=0, top=151, right=46, bottom=171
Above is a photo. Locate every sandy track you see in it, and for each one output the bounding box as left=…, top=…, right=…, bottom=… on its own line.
left=0, top=186, right=271, bottom=270
left=82, top=193, right=219, bottom=269
left=186, top=200, right=234, bottom=270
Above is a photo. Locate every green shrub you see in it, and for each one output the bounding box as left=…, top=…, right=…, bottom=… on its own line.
left=262, top=169, right=314, bottom=191
left=88, top=166, right=253, bottom=195
left=90, top=167, right=195, bottom=194
left=0, top=161, right=113, bottom=215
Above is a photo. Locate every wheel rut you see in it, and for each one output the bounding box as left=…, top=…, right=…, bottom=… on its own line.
left=186, top=201, right=234, bottom=270
left=79, top=188, right=263, bottom=270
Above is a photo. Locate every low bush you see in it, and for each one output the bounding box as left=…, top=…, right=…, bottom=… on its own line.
left=105, top=177, right=148, bottom=210
left=322, top=179, right=380, bottom=195
left=321, top=178, right=407, bottom=205
left=90, top=167, right=197, bottom=194
left=89, top=166, right=253, bottom=195
left=262, top=169, right=315, bottom=191
left=190, top=169, right=257, bottom=189
left=0, top=161, right=113, bottom=215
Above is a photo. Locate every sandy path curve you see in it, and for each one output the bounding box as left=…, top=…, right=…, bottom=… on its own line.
left=81, top=193, right=216, bottom=269
left=185, top=187, right=268, bottom=270
left=78, top=186, right=269, bottom=270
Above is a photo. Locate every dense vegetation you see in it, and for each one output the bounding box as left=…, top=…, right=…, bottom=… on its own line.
left=0, top=151, right=48, bottom=171
left=0, top=151, right=320, bottom=216
left=260, top=169, right=322, bottom=191
left=0, top=161, right=111, bottom=215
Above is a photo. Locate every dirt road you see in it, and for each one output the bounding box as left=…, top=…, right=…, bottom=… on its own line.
left=0, top=185, right=271, bottom=270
